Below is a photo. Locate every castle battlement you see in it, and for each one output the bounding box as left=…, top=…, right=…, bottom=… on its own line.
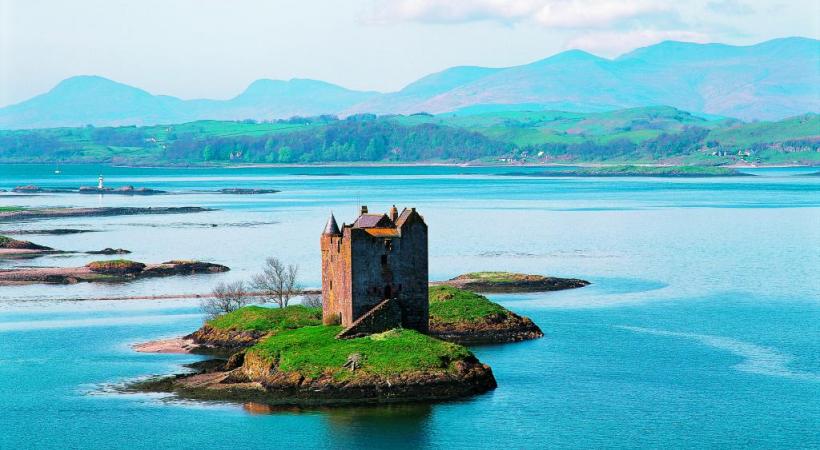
left=321, top=205, right=429, bottom=336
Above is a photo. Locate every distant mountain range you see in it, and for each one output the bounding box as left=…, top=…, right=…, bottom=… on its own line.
left=1, top=37, right=818, bottom=129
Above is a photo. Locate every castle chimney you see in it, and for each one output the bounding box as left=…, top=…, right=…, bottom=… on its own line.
left=360, top=205, right=368, bottom=215
left=389, top=205, right=398, bottom=222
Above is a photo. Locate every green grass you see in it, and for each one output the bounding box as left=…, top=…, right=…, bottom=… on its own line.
left=0, top=235, right=12, bottom=246
left=248, top=325, right=471, bottom=379
left=0, top=206, right=25, bottom=212
left=428, top=286, right=507, bottom=324
left=207, top=305, right=322, bottom=332
left=459, top=271, right=525, bottom=282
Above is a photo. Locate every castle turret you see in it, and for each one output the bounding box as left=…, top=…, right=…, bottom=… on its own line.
left=323, top=213, right=341, bottom=235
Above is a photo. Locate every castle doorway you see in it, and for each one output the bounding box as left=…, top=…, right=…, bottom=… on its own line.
left=383, top=285, right=392, bottom=299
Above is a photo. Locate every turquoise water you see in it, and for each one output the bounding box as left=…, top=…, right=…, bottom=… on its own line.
left=1, top=164, right=818, bottom=449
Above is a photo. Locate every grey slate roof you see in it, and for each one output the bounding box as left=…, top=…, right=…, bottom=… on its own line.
left=353, top=214, right=392, bottom=228
left=323, top=213, right=341, bottom=235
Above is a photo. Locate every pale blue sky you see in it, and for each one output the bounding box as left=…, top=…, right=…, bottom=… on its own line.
left=1, top=0, right=818, bottom=107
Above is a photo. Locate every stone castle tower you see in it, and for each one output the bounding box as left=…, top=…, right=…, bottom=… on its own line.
left=321, top=205, right=428, bottom=337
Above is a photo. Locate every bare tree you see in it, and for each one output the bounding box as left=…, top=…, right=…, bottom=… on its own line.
left=251, top=257, right=301, bottom=308
left=302, top=291, right=322, bottom=308
left=202, top=280, right=249, bottom=319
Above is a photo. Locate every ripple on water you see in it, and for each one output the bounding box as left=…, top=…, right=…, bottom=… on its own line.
left=617, top=326, right=820, bottom=382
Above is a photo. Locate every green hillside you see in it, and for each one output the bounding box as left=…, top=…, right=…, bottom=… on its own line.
left=0, top=108, right=817, bottom=165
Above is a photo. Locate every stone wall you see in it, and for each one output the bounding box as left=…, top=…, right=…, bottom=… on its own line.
left=322, top=207, right=429, bottom=333
left=336, top=298, right=402, bottom=339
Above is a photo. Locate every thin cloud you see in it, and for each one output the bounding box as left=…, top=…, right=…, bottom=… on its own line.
left=368, top=0, right=673, bottom=29
left=707, top=0, right=754, bottom=15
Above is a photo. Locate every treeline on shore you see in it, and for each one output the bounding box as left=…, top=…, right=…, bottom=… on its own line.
left=1, top=111, right=818, bottom=165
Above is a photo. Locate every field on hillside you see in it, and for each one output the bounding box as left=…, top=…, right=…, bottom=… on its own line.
left=0, top=108, right=817, bottom=165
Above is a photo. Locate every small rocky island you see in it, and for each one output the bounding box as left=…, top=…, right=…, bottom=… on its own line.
left=0, top=235, right=62, bottom=257
left=435, top=271, right=590, bottom=293
left=129, top=206, right=590, bottom=406
left=131, top=305, right=496, bottom=405
left=0, top=259, right=229, bottom=285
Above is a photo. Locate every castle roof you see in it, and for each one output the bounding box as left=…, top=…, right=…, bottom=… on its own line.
left=323, top=213, right=341, bottom=235
left=353, top=213, right=393, bottom=229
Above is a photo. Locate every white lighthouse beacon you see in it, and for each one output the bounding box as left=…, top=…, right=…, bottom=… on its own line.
left=98, top=175, right=104, bottom=190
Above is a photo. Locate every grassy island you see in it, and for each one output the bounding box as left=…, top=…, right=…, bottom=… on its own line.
left=437, top=271, right=589, bottom=293
left=247, top=326, right=471, bottom=380
left=428, top=286, right=543, bottom=344
left=137, top=306, right=496, bottom=405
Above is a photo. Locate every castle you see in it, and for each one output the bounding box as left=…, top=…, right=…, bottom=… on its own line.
left=321, top=205, right=428, bottom=338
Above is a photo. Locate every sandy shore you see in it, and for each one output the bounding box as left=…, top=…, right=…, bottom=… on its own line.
left=132, top=337, right=199, bottom=354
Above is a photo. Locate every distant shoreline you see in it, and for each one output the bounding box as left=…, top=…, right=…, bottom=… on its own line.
left=1, top=161, right=816, bottom=170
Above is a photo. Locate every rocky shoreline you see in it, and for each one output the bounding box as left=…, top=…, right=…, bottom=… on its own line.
left=0, top=206, right=212, bottom=222
left=429, top=311, right=543, bottom=345
left=0, top=259, right=229, bottom=285
left=129, top=327, right=496, bottom=406
left=128, top=354, right=496, bottom=406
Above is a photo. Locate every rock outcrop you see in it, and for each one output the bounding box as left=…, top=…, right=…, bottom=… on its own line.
left=429, top=311, right=543, bottom=345
left=86, top=248, right=131, bottom=255
left=435, top=272, right=589, bottom=293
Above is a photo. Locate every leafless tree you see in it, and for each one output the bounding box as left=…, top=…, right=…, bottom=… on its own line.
left=202, top=280, right=248, bottom=319
left=251, top=257, right=301, bottom=308
left=302, top=291, right=322, bottom=308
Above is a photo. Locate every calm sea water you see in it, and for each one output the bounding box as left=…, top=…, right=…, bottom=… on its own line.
left=1, top=164, right=818, bottom=449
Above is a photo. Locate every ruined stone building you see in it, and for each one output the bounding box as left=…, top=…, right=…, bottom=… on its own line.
left=321, top=205, right=428, bottom=338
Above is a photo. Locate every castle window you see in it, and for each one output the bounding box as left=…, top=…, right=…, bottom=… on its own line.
left=381, top=254, right=387, bottom=266
left=384, top=239, right=393, bottom=251
left=329, top=280, right=332, bottom=290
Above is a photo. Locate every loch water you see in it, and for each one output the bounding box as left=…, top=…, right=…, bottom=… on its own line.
left=1, top=164, right=818, bottom=449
